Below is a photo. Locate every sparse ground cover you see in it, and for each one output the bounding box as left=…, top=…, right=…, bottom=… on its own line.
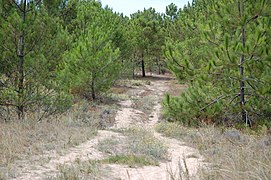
left=0, top=76, right=171, bottom=179
left=156, top=122, right=271, bottom=179
left=101, top=154, right=158, bottom=167
left=0, top=99, right=118, bottom=179
left=3, top=75, right=269, bottom=180
left=44, top=75, right=203, bottom=180
left=156, top=76, right=271, bottom=179
left=97, top=127, right=168, bottom=168
left=52, top=158, right=115, bottom=180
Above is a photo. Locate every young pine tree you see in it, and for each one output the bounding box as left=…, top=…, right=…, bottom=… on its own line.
left=60, top=1, right=121, bottom=100
left=0, top=1, right=72, bottom=120
left=164, top=0, right=271, bottom=127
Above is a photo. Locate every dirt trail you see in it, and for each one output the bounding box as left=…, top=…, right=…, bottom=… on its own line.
left=14, top=74, right=203, bottom=180
left=108, top=76, right=203, bottom=180
left=13, top=130, right=121, bottom=180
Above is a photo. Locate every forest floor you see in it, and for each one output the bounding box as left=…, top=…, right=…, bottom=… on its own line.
left=2, top=74, right=204, bottom=180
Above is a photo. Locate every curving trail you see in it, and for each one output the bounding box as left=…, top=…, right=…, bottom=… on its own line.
left=14, top=74, right=203, bottom=180
left=108, top=76, right=203, bottom=180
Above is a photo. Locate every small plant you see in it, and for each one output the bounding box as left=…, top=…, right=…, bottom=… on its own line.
left=132, top=81, right=143, bottom=86
left=124, top=127, right=168, bottom=161
left=155, top=122, right=188, bottom=139
left=167, top=157, right=193, bottom=180
left=56, top=159, right=104, bottom=180
left=101, top=154, right=158, bottom=167
left=97, top=128, right=168, bottom=168
left=145, top=80, right=151, bottom=85
left=98, top=138, right=123, bottom=155
left=132, top=95, right=157, bottom=115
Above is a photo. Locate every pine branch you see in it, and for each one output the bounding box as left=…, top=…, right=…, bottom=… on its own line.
left=25, top=31, right=45, bottom=56
left=229, top=94, right=240, bottom=105
left=206, top=37, right=220, bottom=46
left=0, top=101, right=16, bottom=107
left=200, top=94, right=233, bottom=111
left=0, top=44, right=15, bottom=53
left=26, top=0, right=42, bottom=13
left=10, top=0, right=24, bottom=12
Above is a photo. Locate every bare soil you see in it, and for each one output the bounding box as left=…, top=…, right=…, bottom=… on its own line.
left=9, top=74, right=203, bottom=180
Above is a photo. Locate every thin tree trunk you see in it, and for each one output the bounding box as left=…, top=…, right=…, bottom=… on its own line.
left=17, top=0, right=27, bottom=120
left=238, top=1, right=250, bottom=126
left=240, top=27, right=248, bottom=126
left=91, top=74, right=96, bottom=100
left=157, top=57, right=161, bottom=75
left=141, top=53, right=145, bottom=77
left=133, top=53, right=136, bottom=79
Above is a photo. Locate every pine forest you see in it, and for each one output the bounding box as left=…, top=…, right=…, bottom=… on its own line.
left=0, top=0, right=270, bottom=179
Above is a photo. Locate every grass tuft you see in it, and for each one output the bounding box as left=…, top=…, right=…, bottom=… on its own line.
left=156, top=122, right=271, bottom=180
left=124, top=127, right=168, bottom=160
left=54, top=159, right=105, bottom=180
left=0, top=100, right=111, bottom=179
left=101, top=154, right=158, bottom=167
left=97, top=127, right=168, bottom=168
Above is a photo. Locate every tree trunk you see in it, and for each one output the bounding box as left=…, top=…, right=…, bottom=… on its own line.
left=238, top=0, right=250, bottom=127
left=91, top=74, right=96, bottom=100
left=157, top=57, right=161, bottom=75
left=240, top=27, right=249, bottom=126
left=133, top=53, right=136, bottom=79
left=141, top=53, right=145, bottom=77
left=17, top=0, right=27, bottom=120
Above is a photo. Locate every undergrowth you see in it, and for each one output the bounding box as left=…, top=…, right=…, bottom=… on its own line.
left=156, top=122, right=271, bottom=179
left=54, top=159, right=106, bottom=180
left=97, top=127, right=168, bottom=168
left=100, top=154, right=158, bottom=167
left=0, top=100, right=118, bottom=179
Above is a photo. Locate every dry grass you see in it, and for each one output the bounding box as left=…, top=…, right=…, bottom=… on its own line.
left=0, top=99, right=120, bottom=179
left=132, top=95, right=157, bottom=115
left=53, top=159, right=107, bottom=180
left=97, top=127, right=168, bottom=168
left=100, top=154, right=159, bottom=167
left=166, top=158, right=192, bottom=180
left=113, top=78, right=151, bottom=88
left=0, top=121, right=97, bottom=165
left=98, top=137, right=126, bottom=155
left=52, top=123, right=168, bottom=178
left=156, top=122, right=271, bottom=180
left=163, top=77, right=187, bottom=97
left=124, top=127, right=168, bottom=161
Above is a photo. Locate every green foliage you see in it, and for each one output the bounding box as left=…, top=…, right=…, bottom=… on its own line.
left=0, top=1, right=72, bottom=120
left=130, top=8, right=166, bottom=76
left=100, top=154, right=159, bottom=167
left=166, top=3, right=178, bottom=20
left=0, top=0, right=137, bottom=120
left=164, top=0, right=271, bottom=127
left=59, top=1, right=121, bottom=100
left=124, top=127, right=168, bottom=160
left=1, top=0, right=268, bottom=126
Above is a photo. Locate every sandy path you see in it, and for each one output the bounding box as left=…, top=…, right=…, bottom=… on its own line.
left=13, top=74, right=203, bottom=180
left=108, top=77, right=203, bottom=180
left=13, top=130, right=121, bottom=180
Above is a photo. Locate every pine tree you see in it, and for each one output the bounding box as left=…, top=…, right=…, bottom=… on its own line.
left=164, top=0, right=271, bottom=127
left=60, top=1, right=121, bottom=100
left=131, top=8, right=165, bottom=77
left=0, top=1, right=72, bottom=120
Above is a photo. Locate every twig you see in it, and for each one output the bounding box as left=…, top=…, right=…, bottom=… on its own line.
left=200, top=94, right=231, bottom=111
left=10, top=0, right=24, bottom=12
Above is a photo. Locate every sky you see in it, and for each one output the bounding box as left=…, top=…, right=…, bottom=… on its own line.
left=101, top=0, right=192, bottom=17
